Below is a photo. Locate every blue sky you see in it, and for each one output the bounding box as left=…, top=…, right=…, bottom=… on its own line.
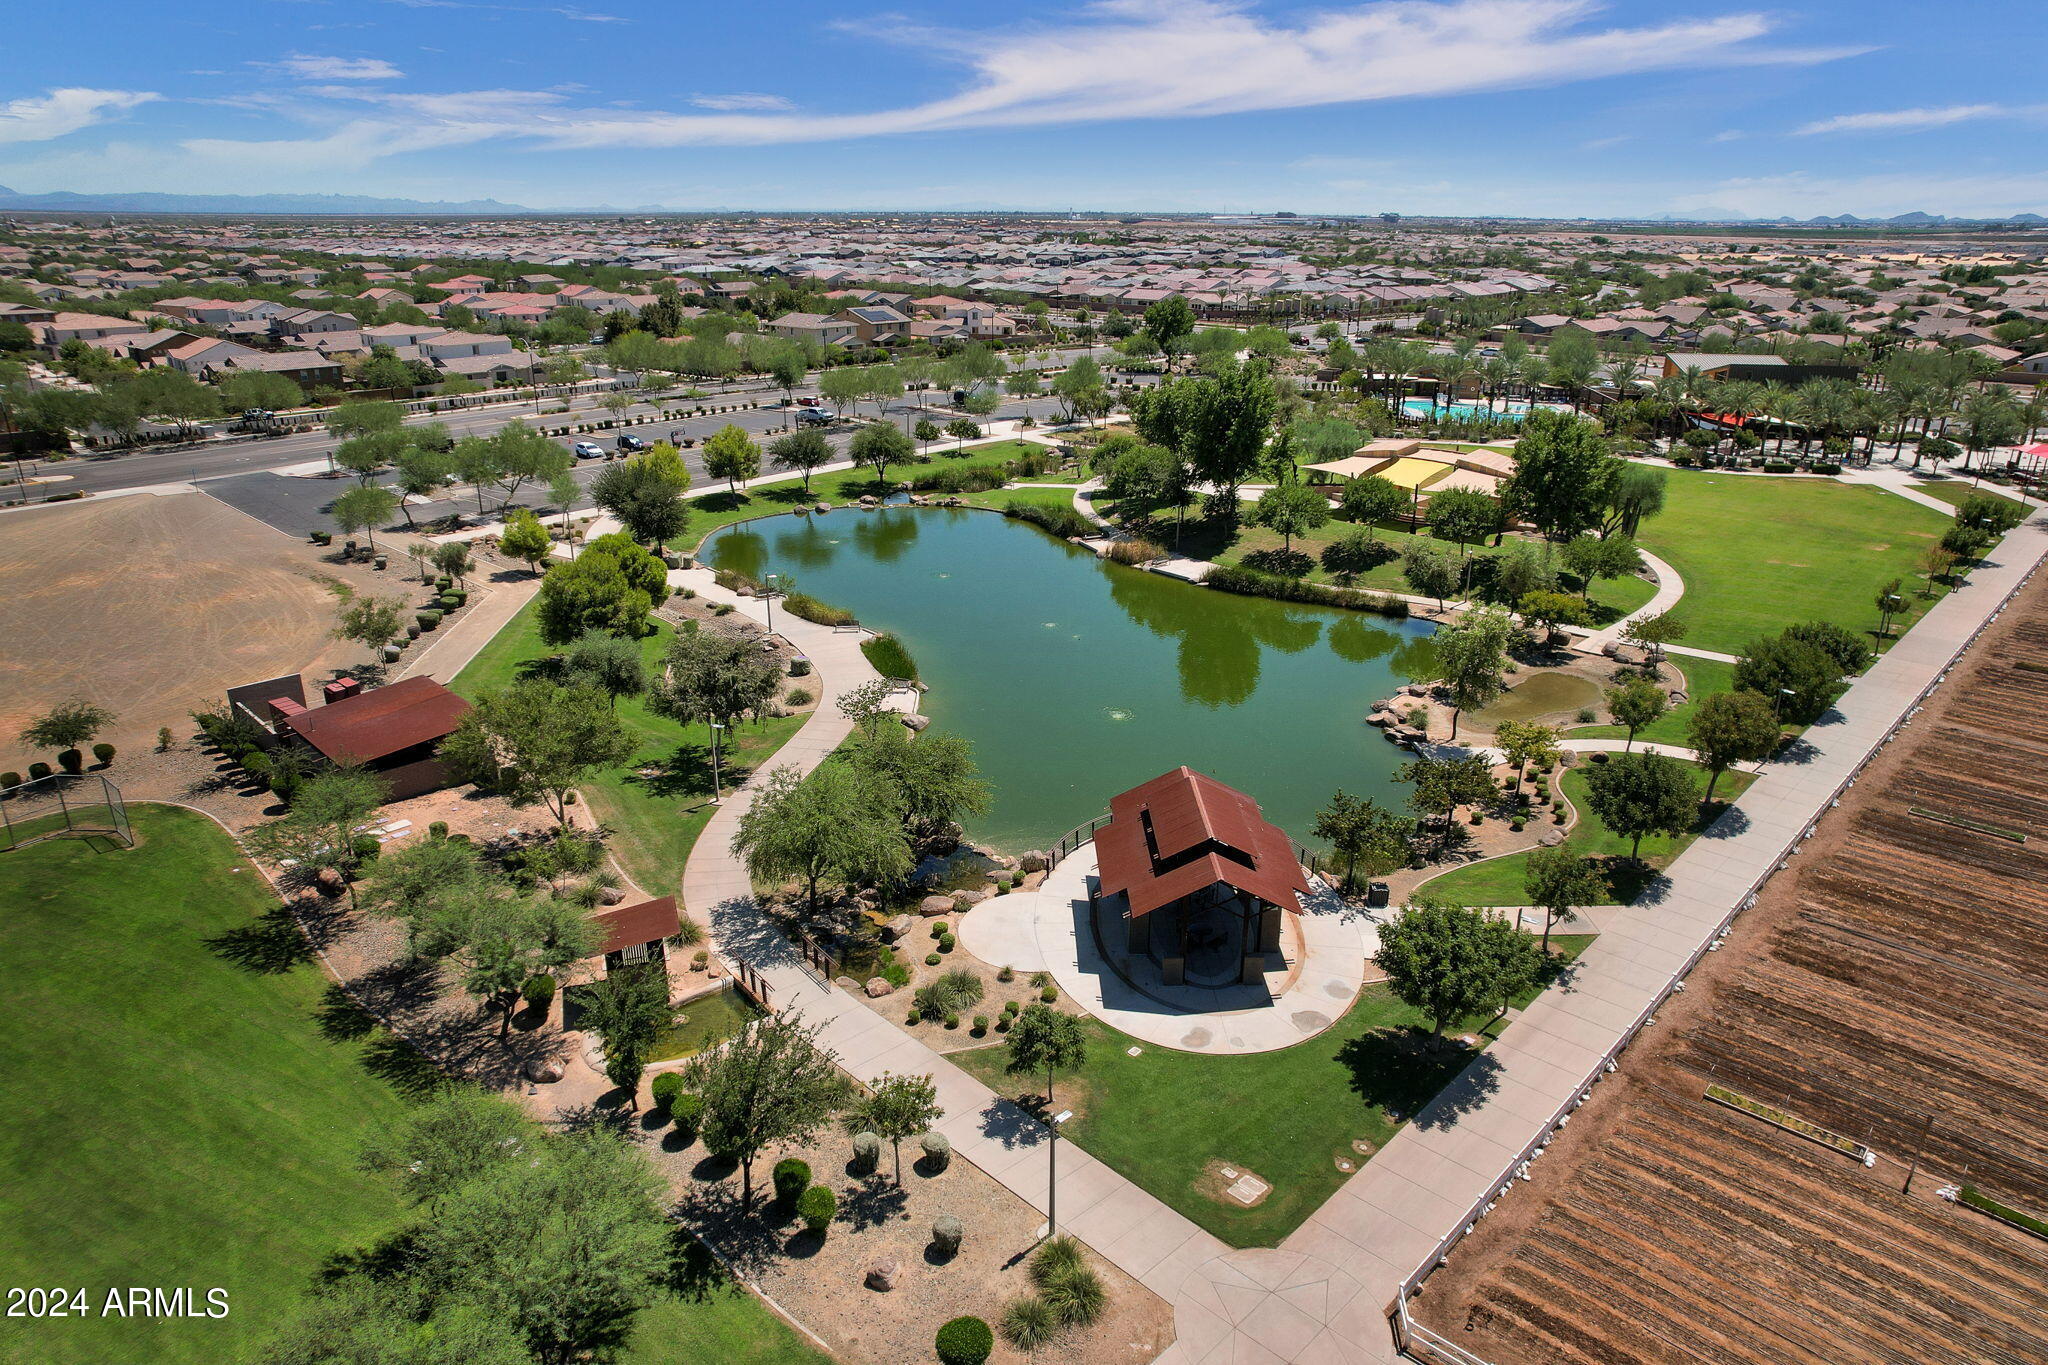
left=4, top=0, right=2044, bottom=218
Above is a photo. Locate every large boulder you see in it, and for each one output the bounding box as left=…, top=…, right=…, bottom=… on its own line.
left=918, top=895, right=955, bottom=917
left=524, top=1056, right=565, bottom=1084
left=952, top=888, right=989, bottom=910
left=1018, top=850, right=1049, bottom=874
left=882, top=914, right=915, bottom=942
left=900, top=713, right=931, bottom=732
left=864, top=1259, right=901, bottom=1292
left=864, top=976, right=895, bottom=998
left=314, top=867, right=347, bottom=897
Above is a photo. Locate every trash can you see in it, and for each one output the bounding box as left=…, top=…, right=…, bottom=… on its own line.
left=1366, top=881, right=1390, bottom=909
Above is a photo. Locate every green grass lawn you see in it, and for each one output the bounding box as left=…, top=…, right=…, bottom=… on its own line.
left=622, top=1236, right=831, bottom=1365
left=1636, top=471, right=1951, bottom=655
left=1569, top=655, right=1740, bottom=747
left=1416, top=762, right=1754, bottom=906
left=955, top=937, right=1592, bottom=1247
left=449, top=599, right=805, bottom=898
left=0, top=806, right=414, bottom=1365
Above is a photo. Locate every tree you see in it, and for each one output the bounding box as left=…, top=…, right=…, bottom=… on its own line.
left=19, top=699, right=114, bottom=760
left=483, top=422, right=571, bottom=512
left=1516, top=589, right=1591, bottom=641
left=683, top=1013, right=849, bottom=1211
left=1401, top=542, right=1460, bottom=610
left=1433, top=605, right=1516, bottom=739
left=1686, top=689, right=1780, bottom=807
left=730, top=763, right=912, bottom=925
left=1143, top=295, right=1196, bottom=373
left=1502, top=409, right=1615, bottom=540
left=1493, top=720, right=1560, bottom=793
left=1874, top=576, right=1905, bottom=640
left=702, top=422, right=762, bottom=492
left=1522, top=845, right=1604, bottom=954
left=535, top=535, right=669, bottom=644
left=1398, top=753, right=1496, bottom=844
left=1102, top=442, right=1182, bottom=525
left=849, top=722, right=991, bottom=847
left=335, top=429, right=402, bottom=485
left=1621, top=608, right=1687, bottom=663
left=1004, top=1003, right=1086, bottom=1107
left=446, top=891, right=600, bottom=1040
left=1311, top=790, right=1412, bottom=892
left=1051, top=355, right=1104, bottom=421
left=1602, top=463, right=1667, bottom=539
left=914, top=418, right=943, bottom=454
left=844, top=1071, right=944, bottom=1186
left=359, top=1086, right=539, bottom=1210
left=944, top=417, right=981, bottom=451
left=358, top=833, right=486, bottom=957
left=769, top=428, right=833, bottom=490
left=393, top=444, right=454, bottom=525
left=1004, top=368, right=1041, bottom=416
left=652, top=626, right=780, bottom=732
left=1340, top=474, right=1407, bottom=535
left=218, top=369, right=303, bottom=414
left=442, top=678, right=636, bottom=824
left=578, top=963, right=670, bottom=1103
left=245, top=768, right=389, bottom=906
left=1733, top=632, right=1844, bottom=726
left=1581, top=751, right=1697, bottom=860
left=326, top=399, right=402, bottom=443
left=1606, top=678, right=1667, bottom=752
left=497, top=507, right=553, bottom=574
left=565, top=630, right=648, bottom=710
left=818, top=365, right=865, bottom=418
left=329, top=484, right=398, bottom=553
left=1426, top=489, right=1503, bottom=582
left=1561, top=535, right=1643, bottom=606
left=590, top=456, right=689, bottom=546
left=433, top=540, right=475, bottom=590
left=1373, top=897, right=1540, bottom=1038
left=333, top=593, right=407, bottom=655
left=1250, top=481, right=1329, bottom=553
left=769, top=348, right=808, bottom=404
left=850, top=420, right=914, bottom=487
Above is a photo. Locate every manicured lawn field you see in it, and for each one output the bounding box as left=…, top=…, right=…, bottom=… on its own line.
left=1636, top=472, right=1951, bottom=655
left=0, top=806, right=412, bottom=1365
left=449, top=599, right=805, bottom=897
left=955, top=938, right=1592, bottom=1248
left=1570, top=655, right=1740, bottom=747
left=622, top=1238, right=831, bottom=1365
left=1417, top=761, right=1754, bottom=906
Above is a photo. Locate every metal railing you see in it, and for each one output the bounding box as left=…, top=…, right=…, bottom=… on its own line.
left=1046, top=813, right=1112, bottom=870
left=1390, top=551, right=2045, bottom=1364
left=793, top=931, right=839, bottom=985
left=721, top=953, right=773, bottom=1011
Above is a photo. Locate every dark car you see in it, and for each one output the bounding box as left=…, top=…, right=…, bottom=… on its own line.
left=616, top=433, right=649, bottom=453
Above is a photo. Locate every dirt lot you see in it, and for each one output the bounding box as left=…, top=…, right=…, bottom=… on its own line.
left=0, top=492, right=395, bottom=771
left=1410, top=569, right=2048, bottom=1365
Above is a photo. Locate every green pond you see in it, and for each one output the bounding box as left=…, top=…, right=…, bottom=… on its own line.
left=706, top=507, right=1438, bottom=852
left=1469, top=669, right=1604, bottom=725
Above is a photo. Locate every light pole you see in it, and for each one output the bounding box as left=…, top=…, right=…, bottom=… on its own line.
left=708, top=721, right=725, bottom=805
left=1880, top=592, right=1902, bottom=640
left=1044, top=1109, right=1070, bottom=1240
left=1774, top=686, right=1796, bottom=725
left=762, top=573, right=780, bottom=637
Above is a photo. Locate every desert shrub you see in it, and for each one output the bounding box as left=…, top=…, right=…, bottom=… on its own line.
left=91, top=742, right=115, bottom=766
left=1000, top=1297, right=1059, bottom=1351
left=241, top=751, right=273, bottom=781
left=0, top=772, right=18, bottom=790
left=156, top=727, right=174, bottom=752
left=931, top=1214, right=964, bottom=1256
left=672, top=1094, right=705, bottom=1141
left=27, top=763, right=52, bottom=782
left=416, top=610, right=441, bottom=630
left=797, top=1184, right=836, bottom=1235
left=1030, top=1235, right=1087, bottom=1287
left=971, top=1015, right=989, bottom=1034
left=773, top=1157, right=812, bottom=1206
left=56, top=748, right=83, bottom=775
left=649, top=1071, right=684, bottom=1110
left=851, top=1130, right=882, bottom=1174
left=930, top=919, right=949, bottom=936
left=944, top=1012, right=960, bottom=1029
left=1040, top=985, right=1059, bottom=1003
left=1003, top=999, right=1021, bottom=1015
left=921, top=1131, right=952, bottom=1172
left=939, top=933, right=956, bottom=952
left=521, top=974, right=557, bottom=1009
left=1030, top=970, right=1052, bottom=988
left=1041, top=1263, right=1106, bottom=1327
left=786, top=688, right=813, bottom=706
left=428, top=820, right=449, bottom=839
left=925, top=953, right=942, bottom=967
left=935, top=1316, right=993, bottom=1365
left=997, top=964, right=1015, bottom=982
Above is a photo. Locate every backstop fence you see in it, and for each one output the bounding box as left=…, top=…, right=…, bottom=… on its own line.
left=0, top=773, right=132, bottom=852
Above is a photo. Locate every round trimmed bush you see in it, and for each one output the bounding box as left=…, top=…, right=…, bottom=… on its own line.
left=91, top=742, right=115, bottom=767
left=932, top=1214, right=964, bottom=1256
left=935, top=1316, right=993, bottom=1365
left=972, top=1015, right=989, bottom=1035
left=944, top=1012, right=960, bottom=1029
left=1004, top=999, right=1021, bottom=1014
left=925, top=952, right=942, bottom=966
left=520, top=974, right=557, bottom=1009
left=428, top=820, right=449, bottom=839
left=921, top=1131, right=952, bottom=1173
left=930, top=920, right=949, bottom=936
left=56, top=748, right=83, bottom=775
left=797, top=1183, right=835, bottom=1235
left=649, top=1071, right=684, bottom=1110
left=851, top=1130, right=882, bottom=1175
left=671, top=1093, right=704, bottom=1141
left=939, top=933, right=956, bottom=952
left=0, top=771, right=18, bottom=791
left=27, top=762, right=52, bottom=782
left=773, top=1157, right=812, bottom=1206
left=1040, top=986, right=1059, bottom=1003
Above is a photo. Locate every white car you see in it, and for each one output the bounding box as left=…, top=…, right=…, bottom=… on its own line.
left=572, top=441, right=605, bottom=460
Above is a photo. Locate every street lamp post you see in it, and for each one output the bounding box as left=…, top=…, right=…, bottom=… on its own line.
left=1881, top=592, right=1902, bottom=640
left=1774, top=686, right=1796, bottom=725
left=708, top=721, right=725, bottom=805
left=762, top=573, right=780, bottom=637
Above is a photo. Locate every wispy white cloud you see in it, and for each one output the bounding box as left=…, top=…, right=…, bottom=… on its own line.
left=690, top=93, right=795, bottom=112
left=1794, top=103, right=2046, bottom=136
left=1669, top=169, right=2048, bottom=219
left=1709, top=129, right=1744, bottom=142
left=1581, top=134, right=1630, bottom=150
left=0, top=89, right=159, bottom=145
left=272, top=53, right=405, bottom=80
left=185, top=0, right=1861, bottom=162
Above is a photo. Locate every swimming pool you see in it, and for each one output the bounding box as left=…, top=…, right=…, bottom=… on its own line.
left=1400, top=397, right=1553, bottom=423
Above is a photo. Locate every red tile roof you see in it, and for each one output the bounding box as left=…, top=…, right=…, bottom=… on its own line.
left=283, top=676, right=470, bottom=765
left=1095, top=767, right=1309, bottom=919
left=592, top=896, right=680, bottom=956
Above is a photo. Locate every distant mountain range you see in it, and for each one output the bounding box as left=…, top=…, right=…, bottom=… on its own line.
left=0, top=184, right=535, bottom=215
left=0, top=182, right=2042, bottom=225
